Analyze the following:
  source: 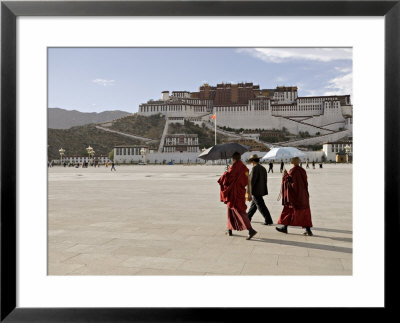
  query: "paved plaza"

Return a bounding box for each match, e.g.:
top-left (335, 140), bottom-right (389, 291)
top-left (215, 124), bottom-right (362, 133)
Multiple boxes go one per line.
top-left (48, 163), bottom-right (352, 275)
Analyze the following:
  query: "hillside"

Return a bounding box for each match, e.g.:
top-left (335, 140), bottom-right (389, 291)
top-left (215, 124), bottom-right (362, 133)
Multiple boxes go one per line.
top-left (106, 114), bottom-right (166, 139)
top-left (48, 108), bottom-right (132, 129)
top-left (48, 113), bottom-right (267, 161)
top-left (48, 124), bottom-right (145, 160)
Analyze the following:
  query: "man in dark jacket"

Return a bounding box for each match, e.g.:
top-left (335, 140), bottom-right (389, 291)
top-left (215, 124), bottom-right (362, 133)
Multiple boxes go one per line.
top-left (247, 154), bottom-right (273, 225)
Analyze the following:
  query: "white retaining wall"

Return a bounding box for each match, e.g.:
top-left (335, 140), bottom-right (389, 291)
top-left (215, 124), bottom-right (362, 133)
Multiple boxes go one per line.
top-left (304, 151), bottom-right (325, 162)
top-left (301, 106), bottom-right (346, 128)
top-left (115, 152), bottom-right (203, 164)
top-left (115, 150), bottom-right (270, 164)
top-left (114, 149), bottom-right (328, 164)
top-left (213, 105), bottom-right (347, 135)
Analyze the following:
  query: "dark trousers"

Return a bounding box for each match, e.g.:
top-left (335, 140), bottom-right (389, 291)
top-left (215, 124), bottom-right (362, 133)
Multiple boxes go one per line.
top-left (268, 167), bottom-right (273, 173)
top-left (247, 195), bottom-right (273, 224)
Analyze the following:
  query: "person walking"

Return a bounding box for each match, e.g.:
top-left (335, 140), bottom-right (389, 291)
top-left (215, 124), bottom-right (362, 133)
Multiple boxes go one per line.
top-left (268, 161), bottom-right (274, 173)
top-left (280, 160), bottom-right (284, 173)
top-left (276, 157), bottom-right (313, 236)
top-left (218, 152), bottom-right (257, 240)
top-left (312, 161), bottom-right (315, 169)
top-left (306, 160), bottom-right (310, 169)
top-left (247, 154), bottom-right (273, 225)
top-left (111, 161), bottom-right (116, 171)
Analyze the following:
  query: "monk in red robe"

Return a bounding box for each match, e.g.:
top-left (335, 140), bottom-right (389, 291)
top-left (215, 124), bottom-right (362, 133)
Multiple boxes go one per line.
top-left (276, 157), bottom-right (313, 236)
top-left (218, 152), bottom-right (257, 240)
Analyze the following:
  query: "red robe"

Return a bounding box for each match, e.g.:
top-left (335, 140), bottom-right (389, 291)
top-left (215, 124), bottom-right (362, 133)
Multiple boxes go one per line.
top-left (278, 165), bottom-right (313, 228)
top-left (218, 160), bottom-right (252, 231)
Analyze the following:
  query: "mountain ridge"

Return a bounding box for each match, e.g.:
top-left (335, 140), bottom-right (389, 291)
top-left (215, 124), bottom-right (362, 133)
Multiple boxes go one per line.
top-left (48, 107), bottom-right (132, 129)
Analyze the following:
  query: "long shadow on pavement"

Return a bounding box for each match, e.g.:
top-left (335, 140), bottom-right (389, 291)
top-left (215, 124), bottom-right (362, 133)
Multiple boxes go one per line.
top-left (251, 223), bottom-right (352, 243)
top-left (252, 237), bottom-right (352, 254)
top-left (324, 236), bottom-right (352, 243)
top-left (252, 223), bottom-right (352, 236)
top-left (295, 233), bottom-right (352, 244)
top-left (312, 227), bottom-right (352, 235)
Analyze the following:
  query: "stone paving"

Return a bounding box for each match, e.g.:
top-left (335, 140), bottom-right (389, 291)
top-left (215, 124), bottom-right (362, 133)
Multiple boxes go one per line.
top-left (48, 163), bottom-right (352, 275)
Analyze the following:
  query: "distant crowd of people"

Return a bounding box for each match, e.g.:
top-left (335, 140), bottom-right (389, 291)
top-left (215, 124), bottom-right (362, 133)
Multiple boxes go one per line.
top-left (48, 160), bottom-right (117, 170)
top-left (265, 159), bottom-right (323, 174)
top-left (218, 154), bottom-right (313, 240)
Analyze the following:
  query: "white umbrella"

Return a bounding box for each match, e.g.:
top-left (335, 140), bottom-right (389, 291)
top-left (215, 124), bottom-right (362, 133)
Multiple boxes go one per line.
top-left (261, 147), bottom-right (306, 162)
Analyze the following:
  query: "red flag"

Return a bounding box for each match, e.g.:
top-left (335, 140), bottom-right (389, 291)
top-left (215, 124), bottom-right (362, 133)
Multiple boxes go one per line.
top-left (211, 114), bottom-right (216, 120)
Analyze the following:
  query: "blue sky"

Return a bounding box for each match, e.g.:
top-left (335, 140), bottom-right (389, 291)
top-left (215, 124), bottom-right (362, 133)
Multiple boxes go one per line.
top-left (48, 47), bottom-right (352, 113)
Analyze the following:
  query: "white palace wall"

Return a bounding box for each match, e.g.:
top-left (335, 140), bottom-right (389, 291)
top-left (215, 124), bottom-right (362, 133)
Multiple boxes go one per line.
top-left (114, 152), bottom-right (204, 164)
top-left (114, 150), bottom-right (326, 164)
top-left (302, 105), bottom-right (346, 128)
top-left (138, 103), bottom-right (350, 136)
top-left (216, 111), bottom-right (333, 135)
top-left (115, 150), bottom-right (273, 164)
top-left (213, 104), bottom-right (347, 135)
top-left (139, 107), bottom-right (208, 119)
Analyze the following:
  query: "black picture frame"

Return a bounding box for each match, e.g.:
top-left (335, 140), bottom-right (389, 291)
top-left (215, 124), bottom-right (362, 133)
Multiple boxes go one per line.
top-left (1, 0), bottom-right (398, 321)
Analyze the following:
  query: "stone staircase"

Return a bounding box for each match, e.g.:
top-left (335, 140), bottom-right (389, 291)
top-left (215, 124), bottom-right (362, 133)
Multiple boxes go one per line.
top-left (158, 119), bottom-right (170, 153)
top-left (275, 129), bottom-right (351, 147)
top-left (280, 116), bottom-right (335, 134)
top-left (95, 126), bottom-right (156, 143)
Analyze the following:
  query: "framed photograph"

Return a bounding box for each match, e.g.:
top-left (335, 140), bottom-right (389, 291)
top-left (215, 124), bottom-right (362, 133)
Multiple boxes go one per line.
top-left (1, 0), bottom-right (398, 321)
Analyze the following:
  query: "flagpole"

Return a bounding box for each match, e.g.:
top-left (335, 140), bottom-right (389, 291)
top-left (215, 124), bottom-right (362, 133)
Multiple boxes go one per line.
top-left (214, 113), bottom-right (217, 146)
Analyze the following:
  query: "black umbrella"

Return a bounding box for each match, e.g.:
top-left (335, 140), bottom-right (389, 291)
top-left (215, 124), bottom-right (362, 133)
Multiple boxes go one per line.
top-left (197, 143), bottom-right (249, 161)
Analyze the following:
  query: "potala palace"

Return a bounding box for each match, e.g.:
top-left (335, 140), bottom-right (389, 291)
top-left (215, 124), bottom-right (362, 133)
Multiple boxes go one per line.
top-left (111, 82), bottom-right (353, 164)
top-left (138, 82), bottom-right (353, 138)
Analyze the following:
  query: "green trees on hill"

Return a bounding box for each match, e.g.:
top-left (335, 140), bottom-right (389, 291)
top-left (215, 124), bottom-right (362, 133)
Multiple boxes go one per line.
top-left (108, 114), bottom-right (166, 139)
top-left (298, 144), bottom-right (323, 151)
top-left (297, 131), bottom-right (311, 138)
top-left (48, 125), bottom-right (142, 160)
top-left (220, 126), bottom-right (241, 134)
top-left (259, 136), bottom-right (280, 143)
